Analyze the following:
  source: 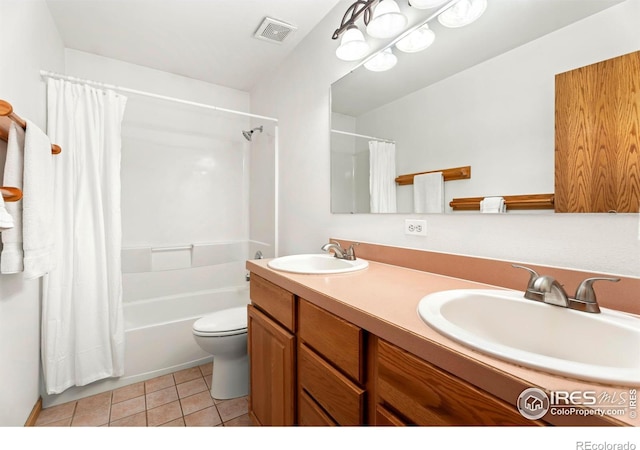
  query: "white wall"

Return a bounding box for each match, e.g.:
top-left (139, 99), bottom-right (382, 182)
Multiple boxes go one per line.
top-left (250, 0), bottom-right (640, 278)
top-left (0, 0), bottom-right (65, 426)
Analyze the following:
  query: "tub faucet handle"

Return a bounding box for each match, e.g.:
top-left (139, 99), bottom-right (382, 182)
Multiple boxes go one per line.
top-left (512, 264), bottom-right (540, 291)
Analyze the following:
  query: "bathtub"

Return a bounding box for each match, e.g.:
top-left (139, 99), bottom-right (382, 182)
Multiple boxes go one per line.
top-left (123, 285), bottom-right (250, 378)
top-left (43, 285), bottom-right (250, 407)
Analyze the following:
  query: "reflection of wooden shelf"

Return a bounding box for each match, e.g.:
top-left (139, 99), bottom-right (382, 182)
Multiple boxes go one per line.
top-left (450, 193), bottom-right (555, 211)
top-left (395, 165), bottom-right (471, 185)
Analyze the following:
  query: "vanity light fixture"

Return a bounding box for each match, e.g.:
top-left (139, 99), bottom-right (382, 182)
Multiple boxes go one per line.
top-left (408, 0), bottom-right (451, 9)
top-left (366, 0), bottom-right (408, 39)
top-left (438, 0), bottom-right (487, 28)
top-left (395, 23), bottom-right (435, 53)
top-left (336, 25), bottom-right (370, 61)
top-left (332, 0), bottom-right (487, 70)
top-left (364, 48), bottom-right (398, 71)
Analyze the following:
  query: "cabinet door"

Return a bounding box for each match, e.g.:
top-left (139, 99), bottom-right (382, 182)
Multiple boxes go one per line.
top-left (555, 50), bottom-right (640, 213)
top-left (248, 304), bottom-right (295, 426)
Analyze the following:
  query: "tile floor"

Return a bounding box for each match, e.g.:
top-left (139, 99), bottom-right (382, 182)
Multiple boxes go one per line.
top-left (34, 362), bottom-right (253, 427)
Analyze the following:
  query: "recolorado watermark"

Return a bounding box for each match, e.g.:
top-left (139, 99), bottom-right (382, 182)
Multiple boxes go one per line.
top-left (517, 387), bottom-right (637, 420)
top-left (575, 442), bottom-right (636, 450)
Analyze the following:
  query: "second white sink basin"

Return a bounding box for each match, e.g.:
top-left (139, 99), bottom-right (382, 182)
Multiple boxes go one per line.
top-left (267, 254), bottom-right (368, 274)
top-left (417, 289), bottom-right (640, 386)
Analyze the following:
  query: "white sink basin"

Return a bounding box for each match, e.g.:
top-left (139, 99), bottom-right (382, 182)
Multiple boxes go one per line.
top-left (417, 289), bottom-right (640, 386)
top-left (267, 254), bottom-right (369, 274)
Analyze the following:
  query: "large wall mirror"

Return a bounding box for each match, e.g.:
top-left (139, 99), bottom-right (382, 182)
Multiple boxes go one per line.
top-left (330, 0), bottom-right (629, 214)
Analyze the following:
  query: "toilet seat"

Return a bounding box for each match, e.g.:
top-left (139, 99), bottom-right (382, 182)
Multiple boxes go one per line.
top-left (192, 306), bottom-right (247, 337)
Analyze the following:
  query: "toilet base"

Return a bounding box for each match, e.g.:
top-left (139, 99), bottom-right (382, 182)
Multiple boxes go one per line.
top-left (210, 354), bottom-right (249, 400)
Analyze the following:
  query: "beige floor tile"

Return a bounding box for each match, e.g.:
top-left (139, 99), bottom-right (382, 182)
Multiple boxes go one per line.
top-left (37, 417), bottom-right (73, 427)
top-left (183, 406), bottom-right (222, 426)
top-left (176, 377), bottom-right (207, 398)
top-left (109, 411), bottom-right (147, 427)
top-left (71, 407), bottom-right (111, 427)
top-left (198, 362), bottom-right (213, 377)
top-left (216, 396), bottom-right (248, 422)
top-left (223, 414), bottom-right (254, 426)
top-left (180, 391), bottom-right (214, 416)
top-left (110, 395), bottom-right (146, 422)
top-left (160, 417), bottom-right (186, 426)
top-left (147, 400), bottom-right (183, 427)
top-left (145, 374), bottom-right (175, 393)
top-left (35, 401), bottom-right (76, 426)
top-left (112, 382), bottom-right (145, 404)
top-left (75, 391), bottom-right (112, 416)
top-left (146, 385), bottom-right (178, 409)
top-left (173, 366), bottom-right (203, 384)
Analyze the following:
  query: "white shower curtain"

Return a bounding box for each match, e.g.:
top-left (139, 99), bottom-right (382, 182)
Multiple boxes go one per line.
top-left (42, 78), bottom-right (128, 394)
top-left (369, 141), bottom-right (397, 213)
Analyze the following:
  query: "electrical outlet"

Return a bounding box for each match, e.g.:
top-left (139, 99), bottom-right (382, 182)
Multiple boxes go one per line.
top-left (404, 219), bottom-right (427, 236)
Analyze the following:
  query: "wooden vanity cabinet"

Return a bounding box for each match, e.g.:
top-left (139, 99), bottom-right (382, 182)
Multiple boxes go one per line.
top-left (297, 299), bottom-right (366, 425)
top-left (248, 275), bottom-right (296, 426)
top-left (373, 338), bottom-right (537, 426)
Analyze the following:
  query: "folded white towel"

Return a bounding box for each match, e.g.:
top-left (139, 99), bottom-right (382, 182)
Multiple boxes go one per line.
top-left (0, 194), bottom-right (14, 231)
top-left (413, 172), bottom-right (444, 213)
top-left (1, 122), bottom-right (25, 273)
top-left (22, 119), bottom-right (54, 279)
top-left (480, 196), bottom-right (506, 213)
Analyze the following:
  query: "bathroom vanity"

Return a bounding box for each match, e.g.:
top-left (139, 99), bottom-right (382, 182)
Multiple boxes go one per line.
top-left (246, 242), bottom-right (639, 427)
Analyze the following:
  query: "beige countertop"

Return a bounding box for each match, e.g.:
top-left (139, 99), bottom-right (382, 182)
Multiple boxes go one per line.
top-left (247, 257), bottom-right (638, 427)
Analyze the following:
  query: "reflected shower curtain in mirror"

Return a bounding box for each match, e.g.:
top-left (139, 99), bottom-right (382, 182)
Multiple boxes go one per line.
top-left (42, 78), bottom-right (128, 394)
top-left (369, 141), bottom-right (397, 213)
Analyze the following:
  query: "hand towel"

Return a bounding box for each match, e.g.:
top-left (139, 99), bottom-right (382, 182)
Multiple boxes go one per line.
top-left (22, 119), bottom-right (54, 278)
top-left (413, 172), bottom-right (444, 213)
top-left (0, 194), bottom-right (14, 231)
top-left (1, 122), bottom-right (25, 273)
top-left (480, 196), bottom-right (506, 213)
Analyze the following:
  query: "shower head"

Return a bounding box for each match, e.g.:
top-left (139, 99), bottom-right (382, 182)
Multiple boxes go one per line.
top-left (242, 126), bottom-right (263, 141)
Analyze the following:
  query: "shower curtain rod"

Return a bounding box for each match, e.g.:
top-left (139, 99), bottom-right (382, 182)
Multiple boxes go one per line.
top-left (39, 70), bottom-right (279, 123)
top-left (331, 129), bottom-right (395, 144)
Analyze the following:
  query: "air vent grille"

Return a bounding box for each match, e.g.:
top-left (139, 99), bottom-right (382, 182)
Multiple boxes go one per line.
top-left (254, 17), bottom-right (297, 44)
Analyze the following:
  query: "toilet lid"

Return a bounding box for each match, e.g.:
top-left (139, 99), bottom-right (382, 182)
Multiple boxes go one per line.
top-left (193, 306), bottom-right (247, 335)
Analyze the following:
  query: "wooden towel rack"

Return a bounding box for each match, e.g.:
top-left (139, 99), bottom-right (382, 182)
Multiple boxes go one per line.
top-left (0, 99), bottom-right (61, 203)
top-left (0, 186), bottom-right (22, 202)
top-left (0, 99), bottom-right (61, 154)
top-left (395, 165), bottom-right (471, 185)
top-left (449, 193), bottom-right (555, 211)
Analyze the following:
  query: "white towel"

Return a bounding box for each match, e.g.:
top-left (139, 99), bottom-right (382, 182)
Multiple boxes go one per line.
top-left (0, 194), bottom-right (14, 231)
top-left (22, 119), bottom-right (54, 279)
top-left (1, 122), bottom-right (25, 273)
top-left (480, 196), bottom-right (506, 213)
top-left (413, 172), bottom-right (444, 213)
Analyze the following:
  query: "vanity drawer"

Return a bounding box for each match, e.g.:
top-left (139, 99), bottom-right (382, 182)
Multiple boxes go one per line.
top-left (250, 274), bottom-right (295, 332)
top-left (298, 389), bottom-right (337, 426)
top-left (298, 343), bottom-right (365, 425)
top-left (298, 298), bottom-right (364, 383)
top-left (376, 339), bottom-right (535, 426)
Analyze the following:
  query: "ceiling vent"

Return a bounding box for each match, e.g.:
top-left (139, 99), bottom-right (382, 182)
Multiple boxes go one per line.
top-left (254, 17), bottom-right (297, 44)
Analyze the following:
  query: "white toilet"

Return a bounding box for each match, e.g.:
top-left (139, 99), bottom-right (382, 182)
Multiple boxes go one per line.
top-left (192, 306), bottom-right (248, 400)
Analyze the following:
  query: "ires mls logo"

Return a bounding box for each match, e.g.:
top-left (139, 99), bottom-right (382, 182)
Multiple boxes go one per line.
top-left (517, 387), bottom-right (636, 420)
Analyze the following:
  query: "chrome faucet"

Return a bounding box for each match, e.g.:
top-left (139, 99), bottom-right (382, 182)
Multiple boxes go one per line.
top-left (512, 265), bottom-right (619, 313)
top-left (321, 240), bottom-right (359, 261)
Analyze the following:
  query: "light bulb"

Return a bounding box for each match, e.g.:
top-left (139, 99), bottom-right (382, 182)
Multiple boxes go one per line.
top-left (395, 24), bottom-right (435, 53)
top-left (438, 0), bottom-right (487, 28)
top-left (409, 0), bottom-right (450, 9)
top-left (335, 25), bottom-right (370, 61)
top-left (364, 48), bottom-right (398, 72)
top-left (366, 0), bottom-right (408, 39)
